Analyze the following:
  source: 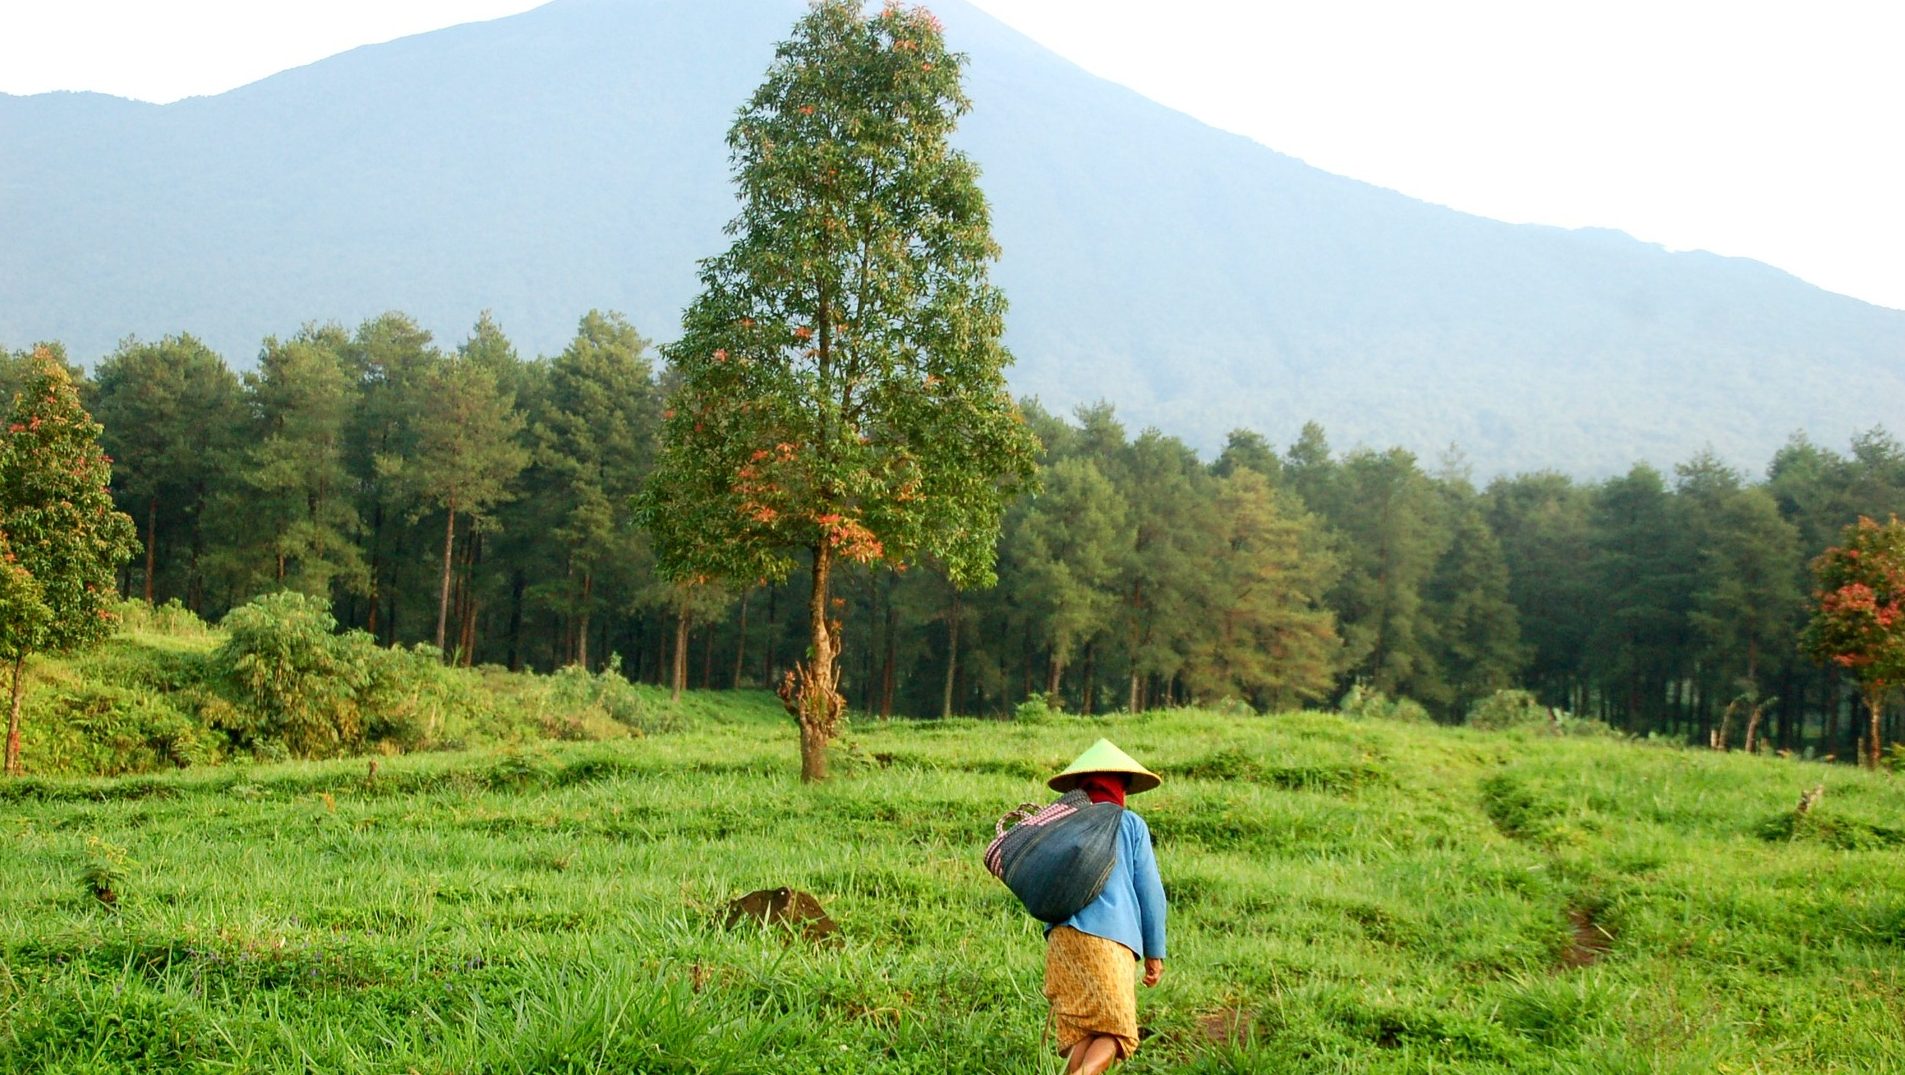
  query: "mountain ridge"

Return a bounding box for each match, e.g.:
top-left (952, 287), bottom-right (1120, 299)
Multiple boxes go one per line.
top-left (2, 0), bottom-right (1899, 476)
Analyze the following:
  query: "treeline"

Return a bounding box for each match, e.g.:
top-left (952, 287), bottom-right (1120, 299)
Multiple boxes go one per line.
top-left (6, 314), bottom-right (1905, 758)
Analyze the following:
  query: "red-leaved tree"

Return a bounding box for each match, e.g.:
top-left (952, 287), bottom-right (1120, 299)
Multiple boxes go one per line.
top-left (1805, 515), bottom-right (1905, 769)
top-left (0, 348), bottom-right (138, 774)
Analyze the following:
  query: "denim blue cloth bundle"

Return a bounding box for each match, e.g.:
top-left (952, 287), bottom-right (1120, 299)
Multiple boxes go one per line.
top-left (984, 788), bottom-right (1124, 923)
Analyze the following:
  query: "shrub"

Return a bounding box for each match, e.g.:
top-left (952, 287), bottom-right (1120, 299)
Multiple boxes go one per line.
top-left (1338, 683), bottom-right (1429, 723)
top-left (114, 598), bottom-right (213, 639)
top-left (543, 656), bottom-right (675, 737)
top-left (28, 681), bottom-right (216, 775)
top-left (213, 592), bottom-right (374, 758)
top-left (1467, 689), bottom-right (1546, 730)
top-left (358, 642), bottom-right (481, 751)
top-left (1012, 694), bottom-right (1061, 722)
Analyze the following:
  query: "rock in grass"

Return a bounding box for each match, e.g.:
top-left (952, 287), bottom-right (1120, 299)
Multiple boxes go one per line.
top-left (722, 887), bottom-right (838, 943)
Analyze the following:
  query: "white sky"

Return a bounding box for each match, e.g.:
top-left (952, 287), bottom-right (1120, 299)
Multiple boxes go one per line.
top-left (3, 1), bottom-right (1901, 311)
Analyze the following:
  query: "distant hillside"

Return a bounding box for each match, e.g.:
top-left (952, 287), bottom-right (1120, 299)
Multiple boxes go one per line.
top-left (3, 0), bottom-right (1901, 474)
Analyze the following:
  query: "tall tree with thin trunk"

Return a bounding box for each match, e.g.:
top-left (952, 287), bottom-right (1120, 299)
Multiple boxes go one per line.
top-left (1183, 468), bottom-right (1343, 710)
top-left (638, 1), bottom-right (1037, 781)
top-left (1421, 478), bottom-right (1524, 719)
top-left (0, 349), bottom-right (137, 774)
top-left (90, 334), bottom-right (244, 606)
top-left (1586, 464), bottom-right (1690, 731)
top-left (347, 312), bottom-right (438, 642)
top-left (377, 348), bottom-right (528, 657)
top-left (1012, 456), bottom-right (1130, 701)
top-left (230, 327), bottom-right (367, 601)
top-left (530, 311), bottom-right (660, 669)
top-left (1805, 515), bottom-right (1905, 769)
top-left (1109, 430), bottom-right (1214, 713)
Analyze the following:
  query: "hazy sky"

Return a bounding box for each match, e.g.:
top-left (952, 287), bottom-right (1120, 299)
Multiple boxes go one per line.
top-left (4, 0), bottom-right (1900, 311)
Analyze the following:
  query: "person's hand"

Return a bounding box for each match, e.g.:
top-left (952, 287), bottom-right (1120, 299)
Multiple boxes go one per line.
top-left (1142, 958), bottom-right (1164, 987)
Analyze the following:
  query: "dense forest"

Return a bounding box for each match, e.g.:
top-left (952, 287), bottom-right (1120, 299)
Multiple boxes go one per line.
top-left (6, 314), bottom-right (1903, 760)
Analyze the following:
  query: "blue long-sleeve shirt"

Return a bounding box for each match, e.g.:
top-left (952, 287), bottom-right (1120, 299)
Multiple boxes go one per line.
top-left (1048, 810), bottom-right (1167, 961)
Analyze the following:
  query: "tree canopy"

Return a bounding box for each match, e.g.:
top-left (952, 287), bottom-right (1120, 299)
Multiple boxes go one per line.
top-left (1806, 515), bottom-right (1905, 768)
top-left (0, 348), bottom-right (137, 773)
top-left (637, 0), bottom-right (1038, 780)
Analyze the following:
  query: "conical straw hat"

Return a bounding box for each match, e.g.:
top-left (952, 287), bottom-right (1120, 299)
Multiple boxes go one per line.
top-left (1048, 738), bottom-right (1162, 795)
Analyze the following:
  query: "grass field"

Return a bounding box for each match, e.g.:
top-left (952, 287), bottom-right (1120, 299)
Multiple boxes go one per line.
top-left (5, 700), bottom-right (1905, 1073)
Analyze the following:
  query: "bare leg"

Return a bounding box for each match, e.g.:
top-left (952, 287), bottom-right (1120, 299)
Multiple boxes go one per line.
top-left (1062, 1035), bottom-right (1121, 1075)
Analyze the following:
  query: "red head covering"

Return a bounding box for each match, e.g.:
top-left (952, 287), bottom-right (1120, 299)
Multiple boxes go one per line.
top-left (1079, 773), bottom-right (1128, 807)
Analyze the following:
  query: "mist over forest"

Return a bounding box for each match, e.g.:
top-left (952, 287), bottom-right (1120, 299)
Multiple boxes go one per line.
top-left (3, 0), bottom-right (1901, 476)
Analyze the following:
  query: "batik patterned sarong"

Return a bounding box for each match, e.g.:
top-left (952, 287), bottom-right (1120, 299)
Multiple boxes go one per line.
top-left (1043, 925), bottom-right (1139, 1059)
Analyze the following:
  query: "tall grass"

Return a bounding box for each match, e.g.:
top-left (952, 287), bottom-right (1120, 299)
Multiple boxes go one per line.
top-left (3, 704), bottom-right (1903, 1071)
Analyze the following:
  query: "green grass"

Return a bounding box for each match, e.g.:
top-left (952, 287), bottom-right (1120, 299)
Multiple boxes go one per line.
top-left (4, 702), bottom-right (1905, 1072)
top-left (9, 600), bottom-right (740, 777)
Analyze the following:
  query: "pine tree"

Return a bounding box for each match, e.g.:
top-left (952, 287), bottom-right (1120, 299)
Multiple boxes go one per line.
top-left (347, 312), bottom-right (439, 642)
top-left (1586, 464), bottom-right (1691, 731)
top-left (1423, 482), bottom-right (1523, 719)
top-left (233, 327), bottom-right (368, 602)
top-left (91, 333), bottom-right (245, 608)
top-left (1486, 471), bottom-right (1593, 711)
top-left (637, 1), bottom-right (1038, 780)
top-left (1012, 456), bottom-right (1130, 701)
top-left (1111, 431), bottom-right (1216, 712)
top-left (531, 311), bottom-right (660, 668)
top-left (1323, 448), bottom-right (1452, 702)
top-left (0, 348), bottom-right (137, 774)
top-left (377, 350), bottom-right (529, 657)
top-left (1184, 468), bottom-right (1341, 709)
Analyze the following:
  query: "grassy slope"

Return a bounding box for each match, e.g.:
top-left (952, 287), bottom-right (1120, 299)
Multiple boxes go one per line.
top-left (8, 604), bottom-right (715, 777)
top-left (3, 704), bottom-right (1904, 1073)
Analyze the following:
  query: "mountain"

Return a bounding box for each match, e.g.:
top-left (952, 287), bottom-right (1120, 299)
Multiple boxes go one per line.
top-left (3, 0), bottom-right (1900, 475)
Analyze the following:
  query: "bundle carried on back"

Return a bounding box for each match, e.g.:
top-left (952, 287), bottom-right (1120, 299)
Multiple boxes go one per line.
top-left (983, 788), bottom-right (1123, 923)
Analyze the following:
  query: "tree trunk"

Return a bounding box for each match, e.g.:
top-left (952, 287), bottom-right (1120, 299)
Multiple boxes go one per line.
top-left (1046, 654), bottom-right (1064, 701)
top-left (187, 479), bottom-right (208, 613)
top-left (732, 589), bottom-right (750, 689)
top-left (672, 604), bottom-right (691, 703)
top-left (144, 495), bottom-right (158, 604)
top-left (1744, 699), bottom-right (1769, 755)
top-left (1082, 643), bottom-right (1097, 716)
top-left (1824, 668), bottom-right (1842, 760)
top-left (455, 528), bottom-right (481, 666)
top-left (941, 593), bottom-right (960, 719)
top-left (507, 569), bottom-right (526, 672)
top-left (701, 617), bottom-right (716, 690)
top-left (1128, 670), bottom-right (1142, 715)
top-left (762, 586), bottom-right (777, 686)
top-left (879, 584), bottom-right (897, 720)
top-left (5, 655), bottom-right (25, 776)
top-left (778, 544), bottom-right (843, 783)
top-left (434, 498), bottom-right (458, 654)
top-left (576, 571), bottom-right (594, 670)
top-left (366, 502), bottom-right (384, 640)
top-left (1867, 685), bottom-right (1885, 770)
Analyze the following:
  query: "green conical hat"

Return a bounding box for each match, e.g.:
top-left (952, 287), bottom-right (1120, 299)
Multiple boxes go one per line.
top-left (1048, 738), bottom-right (1162, 795)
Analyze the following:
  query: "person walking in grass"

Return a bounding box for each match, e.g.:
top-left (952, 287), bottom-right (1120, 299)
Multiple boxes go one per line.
top-left (1041, 740), bottom-right (1168, 1075)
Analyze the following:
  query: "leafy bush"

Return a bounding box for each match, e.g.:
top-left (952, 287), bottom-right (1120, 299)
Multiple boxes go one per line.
top-left (28, 681), bottom-right (215, 775)
top-left (1012, 694), bottom-right (1061, 722)
top-left (544, 655), bottom-right (675, 736)
top-left (213, 592), bottom-right (379, 758)
top-left (1467, 689), bottom-right (1545, 729)
top-left (31, 596), bottom-right (717, 775)
top-left (357, 642), bottom-right (482, 751)
top-left (114, 598), bottom-right (213, 639)
top-left (1338, 683), bottom-right (1429, 723)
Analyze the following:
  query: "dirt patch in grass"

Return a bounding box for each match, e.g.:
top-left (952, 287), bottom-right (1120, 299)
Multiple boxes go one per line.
top-left (1197, 1005), bottom-right (1257, 1044)
top-left (1559, 906), bottom-right (1612, 968)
